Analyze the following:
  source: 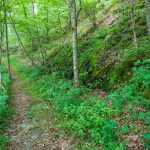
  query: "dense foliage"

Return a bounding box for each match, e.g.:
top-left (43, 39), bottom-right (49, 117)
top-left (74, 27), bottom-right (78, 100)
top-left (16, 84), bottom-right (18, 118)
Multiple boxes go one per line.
top-left (0, 0), bottom-right (150, 149)
top-left (10, 57), bottom-right (150, 149)
top-left (0, 66), bottom-right (11, 149)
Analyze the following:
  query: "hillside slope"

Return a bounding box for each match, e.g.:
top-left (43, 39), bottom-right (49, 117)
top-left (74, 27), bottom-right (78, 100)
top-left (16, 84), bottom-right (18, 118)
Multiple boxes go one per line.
top-left (45, 0), bottom-right (149, 90)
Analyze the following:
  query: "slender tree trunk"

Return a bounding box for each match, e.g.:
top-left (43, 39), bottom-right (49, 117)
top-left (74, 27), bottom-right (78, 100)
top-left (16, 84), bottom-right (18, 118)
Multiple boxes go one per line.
top-left (31, 1), bottom-right (36, 52)
top-left (42, 0), bottom-right (50, 71)
top-left (3, 0), bottom-right (11, 77)
top-left (32, 1), bottom-right (48, 70)
top-left (0, 28), bottom-right (3, 66)
top-left (0, 27), bottom-right (3, 85)
top-left (145, 0), bottom-right (150, 40)
top-left (8, 14), bottom-right (35, 65)
top-left (130, 0), bottom-right (138, 49)
top-left (22, 2), bottom-right (36, 64)
top-left (46, 0), bottom-right (49, 42)
top-left (22, 3), bottom-right (33, 39)
top-left (68, 0), bottom-right (80, 87)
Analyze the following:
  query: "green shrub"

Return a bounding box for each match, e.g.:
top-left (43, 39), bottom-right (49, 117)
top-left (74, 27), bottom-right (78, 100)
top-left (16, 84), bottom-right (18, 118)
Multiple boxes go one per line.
top-left (0, 136), bottom-right (9, 150)
top-left (0, 65), bottom-right (11, 149)
top-left (109, 59), bottom-right (150, 148)
top-left (109, 59), bottom-right (150, 109)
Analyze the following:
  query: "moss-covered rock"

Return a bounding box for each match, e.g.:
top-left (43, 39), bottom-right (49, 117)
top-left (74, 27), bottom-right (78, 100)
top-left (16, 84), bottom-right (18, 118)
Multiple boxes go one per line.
top-left (142, 87), bottom-right (150, 99)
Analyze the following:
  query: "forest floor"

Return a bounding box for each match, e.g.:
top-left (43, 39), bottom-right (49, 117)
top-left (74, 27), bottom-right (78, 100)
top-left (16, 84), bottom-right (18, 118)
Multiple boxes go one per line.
top-left (6, 71), bottom-right (71, 150)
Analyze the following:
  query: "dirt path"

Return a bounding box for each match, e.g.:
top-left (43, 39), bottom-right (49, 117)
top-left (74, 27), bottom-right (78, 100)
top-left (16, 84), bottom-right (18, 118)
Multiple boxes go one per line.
top-left (7, 73), bottom-right (71, 150)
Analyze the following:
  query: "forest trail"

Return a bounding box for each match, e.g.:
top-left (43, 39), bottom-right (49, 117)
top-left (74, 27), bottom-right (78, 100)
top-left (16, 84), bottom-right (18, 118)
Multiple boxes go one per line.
top-left (7, 72), bottom-right (71, 150)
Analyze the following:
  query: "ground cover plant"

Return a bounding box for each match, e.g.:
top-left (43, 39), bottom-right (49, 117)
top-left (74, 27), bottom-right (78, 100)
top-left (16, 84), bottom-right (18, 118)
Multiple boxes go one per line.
top-left (0, 65), bottom-right (11, 149)
top-left (9, 57), bottom-right (150, 149)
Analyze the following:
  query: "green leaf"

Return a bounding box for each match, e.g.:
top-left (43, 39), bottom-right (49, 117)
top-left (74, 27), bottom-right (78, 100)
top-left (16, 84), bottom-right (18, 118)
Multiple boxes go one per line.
top-left (138, 112), bottom-right (146, 119)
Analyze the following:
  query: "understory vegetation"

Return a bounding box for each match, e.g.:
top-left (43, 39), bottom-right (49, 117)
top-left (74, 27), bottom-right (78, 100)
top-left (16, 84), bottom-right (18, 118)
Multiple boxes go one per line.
top-left (10, 57), bottom-right (150, 149)
top-left (0, 0), bottom-right (150, 149)
top-left (0, 66), bottom-right (11, 148)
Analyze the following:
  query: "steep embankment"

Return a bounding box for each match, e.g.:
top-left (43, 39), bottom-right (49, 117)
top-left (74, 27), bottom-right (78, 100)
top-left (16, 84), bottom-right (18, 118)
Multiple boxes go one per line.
top-left (46, 1), bottom-right (149, 90)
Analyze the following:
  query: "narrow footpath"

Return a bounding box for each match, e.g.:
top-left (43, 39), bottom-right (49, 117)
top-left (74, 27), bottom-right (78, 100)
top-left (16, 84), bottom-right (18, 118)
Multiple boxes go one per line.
top-left (7, 72), bottom-right (70, 150)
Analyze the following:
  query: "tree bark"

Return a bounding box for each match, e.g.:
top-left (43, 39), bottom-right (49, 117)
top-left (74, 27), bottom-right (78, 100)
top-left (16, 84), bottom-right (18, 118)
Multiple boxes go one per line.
top-left (0, 27), bottom-right (3, 66)
top-left (3, 0), bottom-right (11, 77)
top-left (68, 0), bottom-right (80, 87)
top-left (130, 0), bottom-right (138, 49)
top-left (145, 0), bottom-right (150, 40)
top-left (0, 26), bottom-right (3, 85)
top-left (45, 0), bottom-right (50, 42)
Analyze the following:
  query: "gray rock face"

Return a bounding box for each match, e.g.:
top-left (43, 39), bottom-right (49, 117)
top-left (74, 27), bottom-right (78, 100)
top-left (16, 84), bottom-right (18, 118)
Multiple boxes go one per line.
top-left (31, 128), bottom-right (44, 140)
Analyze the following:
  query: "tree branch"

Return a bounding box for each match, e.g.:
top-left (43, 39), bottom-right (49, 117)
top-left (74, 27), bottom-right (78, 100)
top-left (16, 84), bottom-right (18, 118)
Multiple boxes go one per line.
top-left (58, 9), bottom-right (68, 33)
top-left (77, 0), bottom-right (82, 22)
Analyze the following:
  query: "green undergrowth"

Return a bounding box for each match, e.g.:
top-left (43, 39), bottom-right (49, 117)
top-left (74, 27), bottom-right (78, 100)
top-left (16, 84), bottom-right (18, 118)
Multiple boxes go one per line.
top-left (9, 57), bottom-right (150, 149)
top-left (0, 65), bottom-right (11, 149)
top-left (109, 59), bottom-right (150, 149)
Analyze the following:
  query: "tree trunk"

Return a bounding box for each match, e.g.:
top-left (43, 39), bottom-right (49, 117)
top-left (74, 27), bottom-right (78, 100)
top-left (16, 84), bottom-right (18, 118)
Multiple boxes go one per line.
top-left (22, 2), bottom-right (36, 64)
top-left (0, 27), bottom-right (3, 66)
top-left (9, 14), bottom-right (35, 65)
top-left (145, 0), bottom-right (150, 40)
top-left (0, 26), bottom-right (3, 85)
top-left (3, 0), bottom-right (11, 77)
top-left (130, 0), bottom-right (138, 49)
top-left (68, 0), bottom-right (80, 87)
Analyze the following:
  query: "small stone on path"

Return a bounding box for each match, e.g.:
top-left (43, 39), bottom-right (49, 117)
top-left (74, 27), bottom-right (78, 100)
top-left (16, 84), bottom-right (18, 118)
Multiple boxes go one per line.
top-left (31, 128), bottom-right (44, 140)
